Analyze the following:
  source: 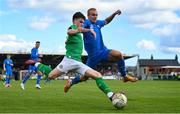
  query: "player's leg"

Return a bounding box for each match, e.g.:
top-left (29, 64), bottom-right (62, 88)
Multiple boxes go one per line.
top-left (30, 65), bottom-right (42, 89)
top-left (1, 72), bottom-right (5, 85)
top-left (35, 70), bottom-right (43, 89)
top-left (21, 72), bottom-right (30, 84)
top-left (8, 71), bottom-right (13, 87)
top-left (22, 65), bottom-right (33, 84)
top-left (5, 72), bottom-right (7, 85)
top-left (64, 57), bottom-right (98, 93)
top-left (68, 55), bottom-right (102, 87)
top-left (107, 49), bottom-right (138, 82)
top-left (34, 63), bottom-right (52, 83)
top-left (5, 73), bottom-right (9, 87)
top-left (84, 68), bottom-right (114, 101)
top-left (5, 71), bottom-right (11, 87)
top-left (68, 74), bottom-right (88, 85)
top-left (35, 62), bottom-right (52, 77)
top-left (48, 68), bottom-right (64, 79)
top-left (64, 74), bottom-right (89, 93)
top-left (25, 59), bottom-right (36, 65)
top-left (20, 72), bottom-right (30, 90)
top-left (47, 57), bottom-right (70, 80)
top-left (5, 77), bottom-right (9, 87)
top-left (70, 61), bottom-right (115, 100)
top-left (20, 65), bottom-right (33, 90)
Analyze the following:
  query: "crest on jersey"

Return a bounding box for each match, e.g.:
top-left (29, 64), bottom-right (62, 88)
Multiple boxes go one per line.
top-left (59, 65), bottom-right (63, 69)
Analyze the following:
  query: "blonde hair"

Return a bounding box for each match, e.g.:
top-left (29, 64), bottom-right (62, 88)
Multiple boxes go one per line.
top-left (87, 8), bottom-right (97, 16)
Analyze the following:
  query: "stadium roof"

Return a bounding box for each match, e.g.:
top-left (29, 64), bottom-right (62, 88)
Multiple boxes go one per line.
top-left (161, 66), bottom-right (180, 69)
top-left (138, 59), bottom-right (180, 67)
top-left (0, 52), bottom-right (137, 69)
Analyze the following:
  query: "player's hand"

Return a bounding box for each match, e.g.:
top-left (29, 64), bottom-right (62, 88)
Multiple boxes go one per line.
top-left (90, 29), bottom-right (96, 38)
top-left (78, 27), bottom-right (83, 32)
top-left (114, 10), bottom-right (121, 15)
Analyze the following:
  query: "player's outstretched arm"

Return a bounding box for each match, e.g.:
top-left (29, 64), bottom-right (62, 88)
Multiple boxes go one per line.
top-left (67, 29), bottom-right (79, 35)
top-left (80, 27), bottom-right (96, 38)
top-left (25, 59), bottom-right (36, 65)
top-left (105, 10), bottom-right (121, 25)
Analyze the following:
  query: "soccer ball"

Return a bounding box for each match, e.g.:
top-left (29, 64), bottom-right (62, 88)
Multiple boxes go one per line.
top-left (112, 93), bottom-right (127, 109)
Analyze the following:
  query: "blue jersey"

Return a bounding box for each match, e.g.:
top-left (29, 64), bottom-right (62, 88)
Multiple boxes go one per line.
top-left (28, 47), bottom-right (39, 73)
top-left (83, 19), bottom-right (107, 57)
top-left (3, 58), bottom-right (13, 72)
top-left (31, 47), bottom-right (39, 61)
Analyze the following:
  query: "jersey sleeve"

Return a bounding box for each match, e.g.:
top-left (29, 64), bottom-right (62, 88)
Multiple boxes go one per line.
top-left (96, 20), bottom-right (106, 28)
top-left (68, 25), bottom-right (77, 30)
top-left (83, 19), bottom-right (91, 29)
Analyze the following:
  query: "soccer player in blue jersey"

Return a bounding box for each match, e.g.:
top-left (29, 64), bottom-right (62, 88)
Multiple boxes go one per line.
top-left (20, 41), bottom-right (43, 90)
top-left (3, 55), bottom-right (13, 87)
top-left (47, 12), bottom-right (124, 102)
top-left (64, 8), bottom-right (138, 93)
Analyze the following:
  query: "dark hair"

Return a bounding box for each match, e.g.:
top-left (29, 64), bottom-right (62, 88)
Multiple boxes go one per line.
top-left (36, 41), bottom-right (40, 43)
top-left (72, 12), bottom-right (86, 21)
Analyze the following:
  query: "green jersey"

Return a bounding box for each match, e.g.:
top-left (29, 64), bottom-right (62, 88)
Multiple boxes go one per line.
top-left (65, 24), bottom-right (83, 62)
top-left (35, 63), bottom-right (52, 77)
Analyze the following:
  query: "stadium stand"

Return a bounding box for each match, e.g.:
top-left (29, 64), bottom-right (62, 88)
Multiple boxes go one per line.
top-left (0, 52), bottom-right (137, 80)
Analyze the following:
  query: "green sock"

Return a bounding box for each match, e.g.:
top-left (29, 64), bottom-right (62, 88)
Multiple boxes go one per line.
top-left (95, 77), bottom-right (112, 94)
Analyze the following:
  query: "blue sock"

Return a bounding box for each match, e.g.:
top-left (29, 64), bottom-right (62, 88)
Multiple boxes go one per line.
top-left (117, 59), bottom-right (126, 77)
top-left (71, 74), bottom-right (81, 86)
top-left (36, 75), bottom-right (41, 85)
top-left (5, 77), bottom-right (8, 84)
top-left (22, 75), bottom-right (30, 84)
top-left (8, 78), bottom-right (10, 84)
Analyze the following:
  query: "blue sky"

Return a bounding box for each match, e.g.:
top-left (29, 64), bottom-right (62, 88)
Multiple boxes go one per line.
top-left (0, 0), bottom-right (180, 66)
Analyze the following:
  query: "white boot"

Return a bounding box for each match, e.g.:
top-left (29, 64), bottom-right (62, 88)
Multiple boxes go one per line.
top-left (35, 84), bottom-right (41, 89)
top-left (20, 83), bottom-right (25, 90)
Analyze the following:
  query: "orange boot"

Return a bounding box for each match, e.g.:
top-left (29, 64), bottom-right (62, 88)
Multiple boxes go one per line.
top-left (123, 75), bottom-right (138, 82)
top-left (64, 79), bottom-right (72, 93)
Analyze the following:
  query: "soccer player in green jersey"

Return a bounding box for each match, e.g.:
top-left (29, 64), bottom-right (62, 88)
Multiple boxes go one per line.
top-left (34, 62), bottom-right (52, 79)
top-left (47, 12), bottom-right (119, 101)
top-left (21, 60), bottom-right (52, 90)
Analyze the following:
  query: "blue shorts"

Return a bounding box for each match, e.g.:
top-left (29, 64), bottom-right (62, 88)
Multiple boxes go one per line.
top-left (86, 49), bottom-right (112, 69)
top-left (6, 71), bottom-right (13, 77)
top-left (28, 65), bottom-right (38, 74)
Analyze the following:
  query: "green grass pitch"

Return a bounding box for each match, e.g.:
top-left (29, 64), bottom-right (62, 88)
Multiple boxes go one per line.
top-left (0, 80), bottom-right (180, 113)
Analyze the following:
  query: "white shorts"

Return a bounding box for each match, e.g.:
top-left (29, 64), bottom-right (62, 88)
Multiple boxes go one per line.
top-left (56, 56), bottom-right (92, 75)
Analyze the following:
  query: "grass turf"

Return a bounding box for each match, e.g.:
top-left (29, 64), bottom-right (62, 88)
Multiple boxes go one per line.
top-left (0, 80), bottom-right (180, 113)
